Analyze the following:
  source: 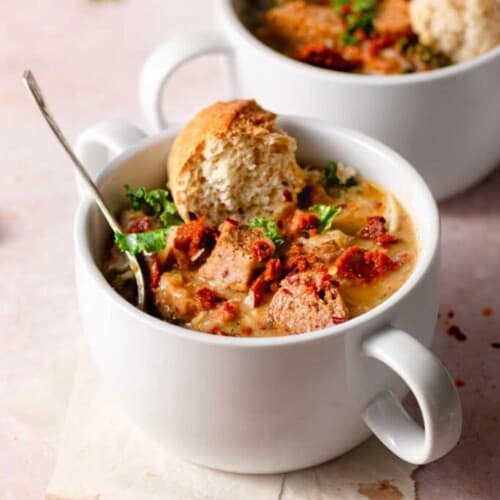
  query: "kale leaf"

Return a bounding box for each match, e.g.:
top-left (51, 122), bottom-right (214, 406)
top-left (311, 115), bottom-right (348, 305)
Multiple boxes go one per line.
top-left (114, 227), bottom-right (175, 255)
top-left (124, 184), bottom-right (183, 227)
top-left (250, 217), bottom-right (284, 246)
top-left (309, 205), bottom-right (342, 233)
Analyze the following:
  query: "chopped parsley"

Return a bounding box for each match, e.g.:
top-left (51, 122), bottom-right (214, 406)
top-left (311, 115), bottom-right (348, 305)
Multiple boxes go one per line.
top-left (309, 205), bottom-right (342, 233)
top-left (331, 0), bottom-right (378, 43)
top-left (114, 227), bottom-right (175, 255)
top-left (250, 217), bottom-right (284, 246)
top-left (325, 161), bottom-right (357, 187)
top-left (124, 184), bottom-right (183, 227)
top-left (341, 33), bottom-right (359, 46)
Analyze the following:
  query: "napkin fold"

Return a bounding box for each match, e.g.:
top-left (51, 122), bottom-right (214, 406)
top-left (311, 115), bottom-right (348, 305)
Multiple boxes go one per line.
top-left (8, 342), bottom-right (416, 499)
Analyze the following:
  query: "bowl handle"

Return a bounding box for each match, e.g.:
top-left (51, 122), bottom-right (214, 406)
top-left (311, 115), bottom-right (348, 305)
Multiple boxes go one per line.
top-left (361, 328), bottom-right (462, 464)
top-left (139, 31), bottom-right (233, 132)
top-left (74, 120), bottom-right (147, 197)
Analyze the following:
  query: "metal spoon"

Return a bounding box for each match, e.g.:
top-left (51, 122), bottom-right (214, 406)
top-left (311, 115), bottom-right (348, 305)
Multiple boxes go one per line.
top-left (22, 70), bottom-right (146, 310)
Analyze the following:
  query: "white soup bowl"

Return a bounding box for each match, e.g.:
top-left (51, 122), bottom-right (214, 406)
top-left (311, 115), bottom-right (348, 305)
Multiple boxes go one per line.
top-left (74, 116), bottom-right (461, 473)
top-left (139, 0), bottom-right (500, 201)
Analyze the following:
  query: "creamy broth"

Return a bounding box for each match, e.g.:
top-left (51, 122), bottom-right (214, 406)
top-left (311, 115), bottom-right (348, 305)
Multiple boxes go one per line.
top-left (103, 162), bottom-right (417, 337)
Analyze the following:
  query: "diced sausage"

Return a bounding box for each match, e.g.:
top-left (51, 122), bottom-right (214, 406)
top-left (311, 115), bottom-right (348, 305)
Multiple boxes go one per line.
top-left (198, 220), bottom-right (275, 292)
top-left (268, 271), bottom-right (348, 333)
top-left (373, 0), bottom-right (412, 36)
top-left (262, 1), bottom-right (344, 53)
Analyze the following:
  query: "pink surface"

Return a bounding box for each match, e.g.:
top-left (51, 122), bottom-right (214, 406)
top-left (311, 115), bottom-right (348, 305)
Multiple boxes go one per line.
top-left (0, 1), bottom-right (498, 498)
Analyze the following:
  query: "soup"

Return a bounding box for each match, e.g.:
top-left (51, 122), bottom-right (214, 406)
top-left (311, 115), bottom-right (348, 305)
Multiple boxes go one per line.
top-left (247, 0), bottom-right (452, 74)
top-left (103, 161), bottom-right (417, 337)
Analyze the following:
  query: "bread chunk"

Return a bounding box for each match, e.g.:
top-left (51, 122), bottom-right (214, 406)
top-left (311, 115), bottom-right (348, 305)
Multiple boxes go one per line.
top-left (198, 220), bottom-right (275, 292)
top-left (410, 0), bottom-right (500, 62)
top-left (268, 271), bottom-right (348, 333)
top-left (167, 100), bottom-right (305, 225)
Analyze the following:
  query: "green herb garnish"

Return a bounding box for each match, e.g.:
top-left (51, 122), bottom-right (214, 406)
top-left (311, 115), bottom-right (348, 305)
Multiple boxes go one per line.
top-left (124, 185), bottom-right (183, 227)
top-left (325, 161), bottom-right (357, 187)
top-left (341, 33), bottom-right (359, 45)
top-left (352, 0), bottom-right (377, 14)
top-left (115, 185), bottom-right (183, 256)
top-left (331, 0), bottom-right (351, 8)
top-left (332, 0), bottom-right (377, 44)
top-left (114, 227), bottom-right (175, 255)
top-left (250, 217), bottom-right (284, 246)
top-left (309, 205), bottom-right (342, 233)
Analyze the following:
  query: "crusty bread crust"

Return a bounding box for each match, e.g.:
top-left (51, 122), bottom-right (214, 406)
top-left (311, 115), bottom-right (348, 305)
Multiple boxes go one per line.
top-left (167, 100), bottom-right (305, 224)
top-left (168, 100), bottom-right (276, 188)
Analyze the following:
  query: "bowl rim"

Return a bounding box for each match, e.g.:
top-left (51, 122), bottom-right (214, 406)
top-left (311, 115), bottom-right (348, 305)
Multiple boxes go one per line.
top-left (218, 0), bottom-right (500, 86)
top-left (74, 117), bottom-right (439, 348)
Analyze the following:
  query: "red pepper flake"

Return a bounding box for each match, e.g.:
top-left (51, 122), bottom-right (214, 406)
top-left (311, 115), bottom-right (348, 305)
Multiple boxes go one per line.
top-left (251, 239), bottom-right (275, 262)
top-left (294, 43), bottom-right (361, 72)
top-left (263, 258), bottom-right (282, 281)
top-left (283, 189), bottom-right (293, 202)
top-left (283, 243), bottom-right (313, 273)
top-left (332, 316), bottom-right (347, 325)
top-left (128, 215), bottom-right (152, 234)
top-left (454, 379), bottom-right (465, 388)
top-left (335, 246), bottom-right (399, 283)
top-left (491, 342), bottom-right (500, 349)
top-left (240, 326), bottom-right (253, 336)
top-left (366, 34), bottom-right (398, 58)
top-left (482, 307), bottom-right (493, 317)
top-left (144, 254), bottom-right (161, 289)
top-left (340, 4), bottom-right (352, 15)
top-left (250, 259), bottom-right (284, 307)
top-left (173, 216), bottom-right (217, 267)
top-left (208, 327), bottom-right (229, 337)
top-left (218, 300), bottom-right (238, 323)
top-left (225, 217), bottom-right (240, 226)
top-left (196, 288), bottom-right (223, 310)
top-left (447, 325), bottom-right (467, 342)
top-left (287, 209), bottom-right (319, 238)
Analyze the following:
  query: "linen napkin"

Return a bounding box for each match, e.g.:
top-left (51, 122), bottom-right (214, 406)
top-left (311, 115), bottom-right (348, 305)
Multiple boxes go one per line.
top-left (8, 343), bottom-right (416, 499)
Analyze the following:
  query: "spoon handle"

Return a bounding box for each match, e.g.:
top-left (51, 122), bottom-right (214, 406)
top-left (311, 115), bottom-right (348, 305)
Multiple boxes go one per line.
top-left (23, 70), bottom-right (122, 233)
top-left (23, 70), bottom-right (146, 309)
